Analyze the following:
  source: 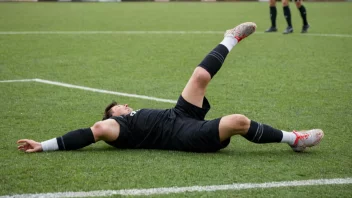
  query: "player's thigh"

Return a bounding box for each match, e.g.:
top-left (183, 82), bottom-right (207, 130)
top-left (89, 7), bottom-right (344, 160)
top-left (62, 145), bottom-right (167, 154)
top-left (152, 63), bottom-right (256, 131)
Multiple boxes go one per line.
top-left (218, 114), bottom-right (251, 141)
top-left (269, 0), bottom-right (276, 6)
top-left (181, 67), bottom-right (211, 108)
top-left (295, 0), bottom-right (302, 7)
top-left (282, 0), bottom-right (289, 6)
top-left (182, 118), bottom-right (230, 152)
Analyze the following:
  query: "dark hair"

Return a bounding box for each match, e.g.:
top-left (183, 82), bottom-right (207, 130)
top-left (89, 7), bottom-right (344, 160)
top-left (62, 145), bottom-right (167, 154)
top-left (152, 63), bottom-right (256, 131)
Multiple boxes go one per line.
top-left (102, 101), bottom-right (118, 120)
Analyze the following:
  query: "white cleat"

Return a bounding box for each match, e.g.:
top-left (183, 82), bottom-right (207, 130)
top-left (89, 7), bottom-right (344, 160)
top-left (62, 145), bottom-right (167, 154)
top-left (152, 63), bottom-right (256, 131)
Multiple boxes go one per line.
top-left (290, 129), bottom-right (324, 152)
top-left (224, 22), bottom-right (257, 42)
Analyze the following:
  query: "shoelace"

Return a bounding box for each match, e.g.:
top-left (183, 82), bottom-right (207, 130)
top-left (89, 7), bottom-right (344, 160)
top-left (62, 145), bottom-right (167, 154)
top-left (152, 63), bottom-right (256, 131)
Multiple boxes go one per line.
top-left (292, 130), bottom-right (310, 146)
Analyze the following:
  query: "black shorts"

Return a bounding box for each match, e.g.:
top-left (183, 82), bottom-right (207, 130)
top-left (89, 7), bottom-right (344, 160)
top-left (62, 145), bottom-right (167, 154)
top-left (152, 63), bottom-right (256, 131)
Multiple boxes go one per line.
top-left (171, 95), bottom-right (230, 152)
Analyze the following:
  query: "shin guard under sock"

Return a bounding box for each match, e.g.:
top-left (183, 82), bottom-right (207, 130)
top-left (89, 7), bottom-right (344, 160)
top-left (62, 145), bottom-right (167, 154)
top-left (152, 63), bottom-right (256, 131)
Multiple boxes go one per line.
top-left (283, 6), bottom-right (292, 27)
top-left (198, 44), bottom-right (229, 78)
top-left (242, 121), bottom-right (283, 143)
top-left (270, 6), bottom-right (277, 27)
top-left (298, 5), bottom-right (308, 25)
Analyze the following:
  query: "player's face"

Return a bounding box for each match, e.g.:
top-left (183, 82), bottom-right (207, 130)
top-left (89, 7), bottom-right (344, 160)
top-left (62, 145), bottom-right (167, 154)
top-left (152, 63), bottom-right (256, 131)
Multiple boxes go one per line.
top-left (110, 104), bottom-right (133, 116)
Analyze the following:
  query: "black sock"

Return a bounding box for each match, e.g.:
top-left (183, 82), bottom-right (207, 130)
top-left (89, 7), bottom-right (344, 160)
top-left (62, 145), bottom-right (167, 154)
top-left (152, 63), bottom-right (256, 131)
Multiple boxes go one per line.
top-left (283, 6), bottom-right (292, 27)
top-left (270, 6), bottom-right (277, 27)
top-left (57, 128), bottom-right (95, 150)
top-left (242, 121), bottom-right (283, 144)
top-left (298, 5), bottom-right (308, 25)
top-left (198, 44), bottom-right (229, 78)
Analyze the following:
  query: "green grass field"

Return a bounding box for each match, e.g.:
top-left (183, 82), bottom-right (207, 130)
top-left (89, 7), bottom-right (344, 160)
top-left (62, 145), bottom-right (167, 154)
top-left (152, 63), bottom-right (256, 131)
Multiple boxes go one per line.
top-left (1, 2), bottom-right (352, 197)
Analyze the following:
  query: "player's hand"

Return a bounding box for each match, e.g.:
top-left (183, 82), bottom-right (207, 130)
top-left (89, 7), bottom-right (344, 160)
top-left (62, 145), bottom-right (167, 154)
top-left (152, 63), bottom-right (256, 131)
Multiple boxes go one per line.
top-left (17, 139), bottom-right (43, 153)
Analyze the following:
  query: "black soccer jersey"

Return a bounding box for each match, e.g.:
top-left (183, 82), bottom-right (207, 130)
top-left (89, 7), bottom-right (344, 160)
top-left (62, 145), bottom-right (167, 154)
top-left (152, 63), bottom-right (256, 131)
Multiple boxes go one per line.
top-left (105, 96), bottom-right (230, 152)
top-left (107, 109), bottom-right (176, 149)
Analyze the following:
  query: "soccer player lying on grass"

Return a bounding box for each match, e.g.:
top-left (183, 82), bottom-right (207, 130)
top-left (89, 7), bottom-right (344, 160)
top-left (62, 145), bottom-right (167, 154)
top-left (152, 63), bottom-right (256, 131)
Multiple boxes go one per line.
top-left (17, 22), bottom-right (324, 153)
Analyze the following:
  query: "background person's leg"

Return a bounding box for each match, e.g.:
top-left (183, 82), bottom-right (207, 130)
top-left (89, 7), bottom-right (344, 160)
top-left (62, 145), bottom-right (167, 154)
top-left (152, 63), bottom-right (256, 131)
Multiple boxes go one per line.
top-left (282, 0), bottom-right (293, 34)
top-left (265, 0), bottom-right (278, 32)
top-left (295, 0), bottom-right (310, 33)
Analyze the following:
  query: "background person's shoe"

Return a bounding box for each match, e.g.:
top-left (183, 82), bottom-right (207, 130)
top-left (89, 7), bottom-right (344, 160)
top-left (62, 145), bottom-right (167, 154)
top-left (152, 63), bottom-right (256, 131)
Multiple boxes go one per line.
top-left (283, 26), bottom-right (293, 34)
top-left (265, 26), bottom-right (278, 32)
top-left (301, 24), bottom-right (310, 33)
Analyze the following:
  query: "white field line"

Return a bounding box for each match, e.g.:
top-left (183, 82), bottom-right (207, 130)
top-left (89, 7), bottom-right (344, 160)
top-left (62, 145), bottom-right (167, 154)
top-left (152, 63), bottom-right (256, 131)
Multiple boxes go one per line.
top-left (300, 33), bottom-right (352, 38)
top-left (0, 31), bottom-right (351, 38)
top-left (0, 31), bottom-right (223, 35)
top-left (0, 78), bottom-right (177, 104)
top-left (0, 79), bottom-right (35, 83)
top-left (1, 178), bottom-right (352, 198)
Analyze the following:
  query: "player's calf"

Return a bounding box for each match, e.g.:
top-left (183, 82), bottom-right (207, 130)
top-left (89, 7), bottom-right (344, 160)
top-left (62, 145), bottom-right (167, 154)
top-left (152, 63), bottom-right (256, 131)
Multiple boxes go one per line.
top-left (199, 22), bottom-right (256, 79)
top-left (243, 120), bottom-right (284, 143)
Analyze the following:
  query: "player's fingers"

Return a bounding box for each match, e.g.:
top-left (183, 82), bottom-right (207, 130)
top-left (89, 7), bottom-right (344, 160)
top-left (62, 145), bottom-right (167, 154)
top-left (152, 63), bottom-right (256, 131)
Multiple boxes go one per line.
top-left (18, 145), bottom-right (28, 149)
top-left (18, 147), bottom-right (26, 151)
top-left (17, 139), bottom-right (30, 144)
top-left (17, 143), bottom-right (27, 147)
top-left (25, 148), bottom-right (37, 153)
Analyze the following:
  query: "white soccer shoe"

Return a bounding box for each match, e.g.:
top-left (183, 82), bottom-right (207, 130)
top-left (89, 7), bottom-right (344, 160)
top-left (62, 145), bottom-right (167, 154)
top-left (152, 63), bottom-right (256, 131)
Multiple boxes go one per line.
top-left (290, 129), bottom-right (324, 152)
top-left (224, 22), bottom-right (257, 42)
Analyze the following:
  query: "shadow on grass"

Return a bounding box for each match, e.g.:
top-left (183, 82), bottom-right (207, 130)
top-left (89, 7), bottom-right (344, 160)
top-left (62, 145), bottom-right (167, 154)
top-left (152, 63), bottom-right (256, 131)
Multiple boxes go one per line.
top-left (48, 144), bottom-right (323, 159)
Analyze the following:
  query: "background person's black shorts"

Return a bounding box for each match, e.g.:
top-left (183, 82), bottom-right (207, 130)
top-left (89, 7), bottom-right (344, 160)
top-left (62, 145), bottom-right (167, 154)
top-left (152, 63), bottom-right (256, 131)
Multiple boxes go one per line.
top-left (170, 95), bottom-right (231, 152)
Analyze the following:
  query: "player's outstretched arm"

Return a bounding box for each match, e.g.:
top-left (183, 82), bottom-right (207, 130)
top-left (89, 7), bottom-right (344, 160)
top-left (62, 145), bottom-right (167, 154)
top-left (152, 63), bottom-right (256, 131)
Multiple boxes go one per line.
top-left (17, 119), bottom-right (120, 153)
top-left (17, 128), bottom-right (96, 153)
top-left (17, 139), bottom-right (43, 153)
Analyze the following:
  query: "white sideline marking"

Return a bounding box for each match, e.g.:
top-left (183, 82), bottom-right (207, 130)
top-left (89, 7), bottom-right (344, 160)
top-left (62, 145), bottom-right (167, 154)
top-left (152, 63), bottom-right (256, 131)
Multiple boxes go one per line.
top-left (0, 78), bottom-right (177, 104)
top-left (1, 178), bottom-right (351, 198)
top-left (301, 33), bottom-right (352, 38)
top-left (0, 31), bottom-right (351, 38)
top-left (0, 79), bottom-right (34, 83)
top-left (0, 31), bottom-right (223, 35)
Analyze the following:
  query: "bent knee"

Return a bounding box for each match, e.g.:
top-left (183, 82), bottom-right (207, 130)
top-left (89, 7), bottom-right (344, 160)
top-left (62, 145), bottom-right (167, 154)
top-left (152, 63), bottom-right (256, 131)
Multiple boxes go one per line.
top-left (191, 67), bottom-right (211, 86)
top-left (220, 114), bottom-right (250, 133)
top-left (228, 114), bottom-right (251, 131)
top-left (219, 114), bottom-right (251, 140)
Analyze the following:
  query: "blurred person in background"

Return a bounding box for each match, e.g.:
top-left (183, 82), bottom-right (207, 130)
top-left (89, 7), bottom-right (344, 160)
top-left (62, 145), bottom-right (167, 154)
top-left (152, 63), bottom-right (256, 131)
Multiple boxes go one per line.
top-left (265, 0), bottom-right (310, 34)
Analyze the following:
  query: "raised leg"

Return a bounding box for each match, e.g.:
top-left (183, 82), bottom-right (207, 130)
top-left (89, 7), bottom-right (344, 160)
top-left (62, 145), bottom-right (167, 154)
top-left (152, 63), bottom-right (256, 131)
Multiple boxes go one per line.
top-left (181, 22), bottom-right (257, 108)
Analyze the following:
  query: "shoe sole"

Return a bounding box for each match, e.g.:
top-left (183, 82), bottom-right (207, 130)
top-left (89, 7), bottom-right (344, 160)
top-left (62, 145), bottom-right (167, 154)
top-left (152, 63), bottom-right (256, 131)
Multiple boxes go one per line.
top-left (225, 22), bottom-right (257, 42)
